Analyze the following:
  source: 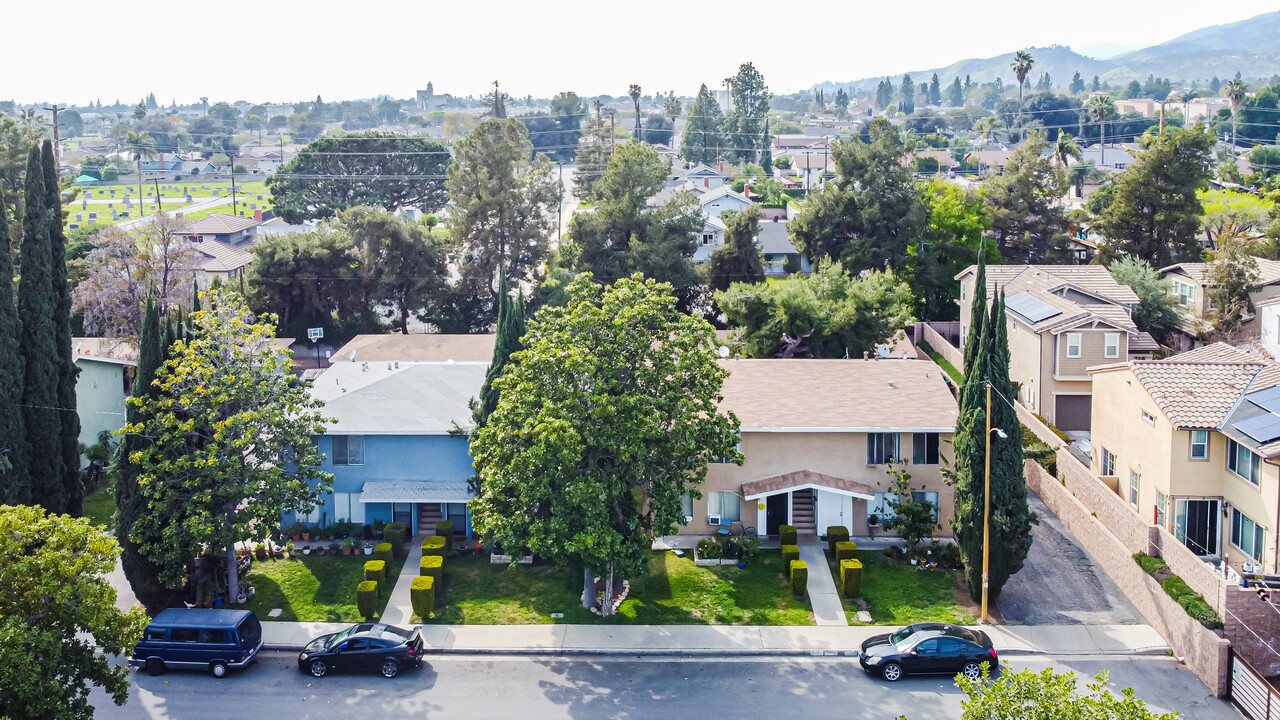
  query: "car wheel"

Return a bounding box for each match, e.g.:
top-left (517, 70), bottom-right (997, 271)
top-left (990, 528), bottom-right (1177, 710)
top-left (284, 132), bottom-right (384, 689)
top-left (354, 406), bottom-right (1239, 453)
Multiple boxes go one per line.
top-left (145, 658), bottom-right (165, 676)
top-left (961, 662), bottom-right (982, 680)
top-left (209, 661), bottom-right (228, 679)
top-left (881, 662), bottom-right (904, 682)
top-left (309, 660), bottom-right (327, 678)
top-left (381, 659), bottom-right (400, 678)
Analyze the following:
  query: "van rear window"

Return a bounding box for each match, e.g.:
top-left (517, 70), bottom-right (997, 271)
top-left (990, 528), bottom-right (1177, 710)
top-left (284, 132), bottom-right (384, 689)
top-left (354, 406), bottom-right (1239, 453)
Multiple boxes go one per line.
top-left (170, 628), bottom-right (199, 642)
top-left (237, 615), bottom-right (261, 641)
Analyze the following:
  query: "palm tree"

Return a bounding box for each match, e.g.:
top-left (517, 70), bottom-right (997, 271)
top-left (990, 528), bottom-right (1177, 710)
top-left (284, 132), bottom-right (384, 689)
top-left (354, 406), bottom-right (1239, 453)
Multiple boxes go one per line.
top-left (1223, 79), bottom-right (1248, 148)
top-left (1054, 132), bottom-right (1083, 168)
top-left (1178, 90), bottom-right (1195, 127)
top-left (1086, 95), bottom-right (1116, 166)
top-left (1011, 50), bottom-right (1035, 139)
top-left (629, 84), bottom-right (642, 142)
top-left (975, 115), bottom-right (1006, 145)
top-left (125, 130), bottom-right (157, 189)
top-left (664, 92), bottom-right (681, 125)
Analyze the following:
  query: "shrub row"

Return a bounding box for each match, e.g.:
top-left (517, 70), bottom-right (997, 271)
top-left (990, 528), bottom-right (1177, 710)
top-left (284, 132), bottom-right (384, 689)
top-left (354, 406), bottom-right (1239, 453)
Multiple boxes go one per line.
top-left (422, 535), bottom-right (447, 556)
top-left (364, 559), bottom-right (386, 591)
top-left (839, 559), bottom-right (863, 598)
top-left (790, 560), bottom-right (807, 596)
top-left (782, 544), bottom-right (799, 569)
top-left (384, 522), bottom-right (407, 559)
top-left (1133, 552), bottom-right (1223, 630)
top-left (834, 541), bottom-right (858, 562)
top-left (356, 580), bottom-right (378, 620)
top-left (420, 554), bottom-right (444, 580)
top-left (826, 526), bottom-right (849, 554)
top-left (779, 525), bottom-right (797, 546)
top-left (435, 521), bottom-right (454, 550)
top-left (410, 576), bottom-right (435, 620)
top-left (374, 542), bottom-right (393, 565)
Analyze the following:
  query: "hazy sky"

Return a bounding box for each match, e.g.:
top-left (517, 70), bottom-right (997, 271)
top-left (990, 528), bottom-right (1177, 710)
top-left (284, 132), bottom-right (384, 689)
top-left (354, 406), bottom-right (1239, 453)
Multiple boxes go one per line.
top-left (6, 1), bottom-right (1273, 105)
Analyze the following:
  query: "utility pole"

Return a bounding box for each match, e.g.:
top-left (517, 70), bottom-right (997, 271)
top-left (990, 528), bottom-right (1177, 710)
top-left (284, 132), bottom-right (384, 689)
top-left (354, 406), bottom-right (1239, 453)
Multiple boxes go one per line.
top-left (981, 382), bottom-right (992, 624)
top-left (230, 153), bottom-right (238, 216)
top-left (154, 178), bottom-right (162, 212)
top-left (43, 104), bottom-right (61, 167)
top-left (557, 162), bottom-right (563, 240)
top-left (609, 112), bottom-right (616, 156)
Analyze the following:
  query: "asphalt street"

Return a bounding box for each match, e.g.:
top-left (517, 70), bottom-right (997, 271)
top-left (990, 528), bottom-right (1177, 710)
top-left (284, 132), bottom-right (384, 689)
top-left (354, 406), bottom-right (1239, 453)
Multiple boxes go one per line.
top-left (91, 652), bottom-right (1239, 720)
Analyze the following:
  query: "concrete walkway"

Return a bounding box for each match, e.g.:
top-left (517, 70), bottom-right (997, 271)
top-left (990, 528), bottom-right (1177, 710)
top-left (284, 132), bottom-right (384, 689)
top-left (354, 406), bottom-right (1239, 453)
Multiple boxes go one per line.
top-left (380, 539), bottom-right (425, 625)
top-left (257, 620), bottom-right (1169, 656)
top-left (798, 540), bottom-right (847, 626)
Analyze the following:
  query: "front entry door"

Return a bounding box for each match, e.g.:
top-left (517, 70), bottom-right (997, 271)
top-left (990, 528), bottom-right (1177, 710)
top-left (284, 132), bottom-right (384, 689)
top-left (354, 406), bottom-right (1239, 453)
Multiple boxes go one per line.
top-left (766, 494), bottom-right (788, 537)
top-left (1175, 498), bottom-right (1220, 556)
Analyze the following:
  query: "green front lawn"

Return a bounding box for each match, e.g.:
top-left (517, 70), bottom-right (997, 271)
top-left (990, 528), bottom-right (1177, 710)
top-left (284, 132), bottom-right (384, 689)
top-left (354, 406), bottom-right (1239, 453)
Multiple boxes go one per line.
top-left (243, 553), bottom-right (407, 623)
top-left (844, 551), bottom-right (975, 625)
top-left (81, 485), bottom-right (116, 528)
top-left (434, 550), bottom-right (813, 625)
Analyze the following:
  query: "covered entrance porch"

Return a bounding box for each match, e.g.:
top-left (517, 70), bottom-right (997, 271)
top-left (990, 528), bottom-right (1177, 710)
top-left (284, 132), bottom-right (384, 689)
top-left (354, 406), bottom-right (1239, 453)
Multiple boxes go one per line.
top-left (741, 470), bottom-right (875, 539)
top-left (358, 481), bottom-right (474, 537)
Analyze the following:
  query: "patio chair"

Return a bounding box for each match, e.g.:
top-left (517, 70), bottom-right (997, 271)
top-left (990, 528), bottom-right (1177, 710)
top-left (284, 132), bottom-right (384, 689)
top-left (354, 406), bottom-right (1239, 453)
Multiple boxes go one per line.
top-left (716, 517), bottom-right (731, 536)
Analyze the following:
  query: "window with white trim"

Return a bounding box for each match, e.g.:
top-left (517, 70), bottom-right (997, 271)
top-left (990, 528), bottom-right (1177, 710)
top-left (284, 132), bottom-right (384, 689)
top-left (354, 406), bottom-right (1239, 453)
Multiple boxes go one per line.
top-left (1104, 332), bottom-right (1120, 359)
top-left (1101, 447), bottom-right (1116, 476)
top-left (960, 283), bottom-right (967, 302)
top-left (912, 491), bottom-right (940, 523)
top-left (959, 325), bottom-right (966, 348)
top-left (1190, 430), bottom-right (1209, 460)
top-left (1066, 333), bottom-right (1082, 358)
top-left (1141, 409), bottom-right (1155, 424)
top-left (1231, 508), bottom-right (1265, 562)
top-left (869, 492), bottom-right (896, 520)
top-left (680, 492), bottom-right (694, 520)
top-left (331, 491), bottom-right (366, 524)
top-left (867, 433), bottom-right (900, 465)
top-left (1228, 439), bottom-right (1261, 486)
top-left (1129, 470), bottom-right (1139, 508)
top-left (706, 491), bottom-right (740, 523)
top-left (1172, 279), bottom-right (1194, 307)
top-left (331, 435), bottom-right (365, 466)
top-left (1155, 489), bottom-right (1167, 527)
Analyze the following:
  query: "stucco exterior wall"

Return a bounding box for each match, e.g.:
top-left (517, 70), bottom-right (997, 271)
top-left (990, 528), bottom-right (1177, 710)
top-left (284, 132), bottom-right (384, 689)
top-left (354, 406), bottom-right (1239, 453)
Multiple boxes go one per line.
top-left (74, 359), bottom-right (129, 464)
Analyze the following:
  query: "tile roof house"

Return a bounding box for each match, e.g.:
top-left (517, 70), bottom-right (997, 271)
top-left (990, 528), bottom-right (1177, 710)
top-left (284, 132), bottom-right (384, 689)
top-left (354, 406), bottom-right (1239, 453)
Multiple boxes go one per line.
top-left (1089, 343), bottom-right (1280, 572)
top-left (956, 264), bottom-right (1153, 432)
top-left (182, 214), bottom-right (261, 284)
top-left (1160, 258), bottom-right (1280, 339)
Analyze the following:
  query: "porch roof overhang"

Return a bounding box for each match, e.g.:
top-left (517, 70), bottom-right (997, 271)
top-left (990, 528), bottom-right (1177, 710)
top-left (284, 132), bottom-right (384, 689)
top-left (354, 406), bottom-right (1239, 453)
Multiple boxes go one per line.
top-left (741, 470), bottom-right (875, 501)
top-left (358, 481), bottom-right (473, 504)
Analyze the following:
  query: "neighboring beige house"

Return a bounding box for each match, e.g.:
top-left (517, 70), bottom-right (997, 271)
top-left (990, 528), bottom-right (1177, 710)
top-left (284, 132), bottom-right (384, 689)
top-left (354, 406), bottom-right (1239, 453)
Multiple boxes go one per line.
top-left (183, 214), bottom-right (261, 285)
top-left (956, 265), bottom-right (1156, 432)
top-left (692, 359), bottom-right (958, 539)
top-left (72, 338), bottom-right (137, 465)
top-left (1089, 343), bottom-right (1280, 572)
top-left (1160, 259), bottom-right (1280, 340)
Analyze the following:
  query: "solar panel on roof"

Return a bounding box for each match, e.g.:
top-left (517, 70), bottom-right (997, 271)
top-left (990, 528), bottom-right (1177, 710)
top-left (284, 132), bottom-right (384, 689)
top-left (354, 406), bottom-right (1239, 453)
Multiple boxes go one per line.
top-left (1005, 292), bottom-right (1061, 323)
top-left (1247, 386), bottom-right (1280, 414)
top-left (1235, 414), bottom-right (1280, 444)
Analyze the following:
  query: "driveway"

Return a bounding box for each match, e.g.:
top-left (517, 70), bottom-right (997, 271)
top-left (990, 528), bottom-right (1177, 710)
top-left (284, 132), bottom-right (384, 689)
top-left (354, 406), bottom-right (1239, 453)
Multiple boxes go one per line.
top-left (997, 491), bottom-right (1140, 625)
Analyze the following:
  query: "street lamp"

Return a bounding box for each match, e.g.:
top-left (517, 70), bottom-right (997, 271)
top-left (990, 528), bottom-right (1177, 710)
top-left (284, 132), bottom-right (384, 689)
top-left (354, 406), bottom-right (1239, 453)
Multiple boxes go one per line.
top-left (981, 380), bottom-right (1007, 624)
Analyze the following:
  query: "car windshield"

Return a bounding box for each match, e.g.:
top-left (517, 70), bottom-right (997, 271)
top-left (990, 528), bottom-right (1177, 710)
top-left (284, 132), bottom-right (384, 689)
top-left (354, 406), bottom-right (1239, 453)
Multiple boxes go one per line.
top-left (326, 626), bottom-right (355, 649)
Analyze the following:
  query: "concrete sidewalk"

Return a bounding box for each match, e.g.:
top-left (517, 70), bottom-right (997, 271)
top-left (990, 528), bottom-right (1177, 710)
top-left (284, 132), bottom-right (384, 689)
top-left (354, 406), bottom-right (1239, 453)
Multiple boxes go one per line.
top-left (259, 621), bottom-right (1169, 657)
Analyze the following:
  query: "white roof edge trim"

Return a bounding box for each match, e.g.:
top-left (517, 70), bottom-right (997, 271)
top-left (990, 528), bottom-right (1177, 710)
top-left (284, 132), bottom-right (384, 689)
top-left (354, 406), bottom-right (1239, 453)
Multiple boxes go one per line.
top-left (744, 482), bottom-right (875, 501)
top-left (740, 427), bottom-right (956, 433)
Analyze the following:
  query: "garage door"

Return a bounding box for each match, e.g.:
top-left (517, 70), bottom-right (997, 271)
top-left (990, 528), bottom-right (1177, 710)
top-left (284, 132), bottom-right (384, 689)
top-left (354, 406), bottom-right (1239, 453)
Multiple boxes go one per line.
top-left (1055, 395), bottom-right (1092, 431)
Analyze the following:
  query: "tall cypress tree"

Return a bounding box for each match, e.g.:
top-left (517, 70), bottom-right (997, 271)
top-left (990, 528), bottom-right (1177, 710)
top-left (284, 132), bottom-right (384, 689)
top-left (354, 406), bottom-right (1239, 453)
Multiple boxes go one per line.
top-left (43, 142), bottom-right (83, 515)
top-left (961, 253), bottom-right (987, 376)
top-left (472, 269), bottom-right (525, 430)
top-left (18, 145), bottom-right (66, 512)
top-left (113, 293), bottom-right (175, 611)
top-left (0, 185), bottom-right (29, 503)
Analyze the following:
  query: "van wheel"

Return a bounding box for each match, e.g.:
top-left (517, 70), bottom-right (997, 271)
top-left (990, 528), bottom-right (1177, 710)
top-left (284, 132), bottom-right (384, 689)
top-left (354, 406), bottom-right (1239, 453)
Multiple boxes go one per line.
top-left (381, 659), bottom-right (399, 678)
top-left (209, 661), bottom-right (228, 678)
top-left (145, 658), bottom-right (165, 676)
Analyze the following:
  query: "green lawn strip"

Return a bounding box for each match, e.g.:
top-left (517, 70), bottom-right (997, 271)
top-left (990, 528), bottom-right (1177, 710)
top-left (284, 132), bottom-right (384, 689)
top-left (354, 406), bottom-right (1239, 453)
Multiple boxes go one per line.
top-left (916, 340), bottom-right (963, 384)
top-left (840, 551), bottom-right (974, 625)
top-left (435, 550), bottom-right (812, 625)
top-left (81, 485), bottom-right (116, 528)
top-left (243, 553), bottom-right (406, 623)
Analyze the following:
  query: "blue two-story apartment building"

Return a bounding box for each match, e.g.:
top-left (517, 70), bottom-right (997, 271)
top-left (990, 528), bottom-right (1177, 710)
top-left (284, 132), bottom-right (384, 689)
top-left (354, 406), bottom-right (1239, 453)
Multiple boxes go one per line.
top-left (293, 358), bottom-right (487, 537)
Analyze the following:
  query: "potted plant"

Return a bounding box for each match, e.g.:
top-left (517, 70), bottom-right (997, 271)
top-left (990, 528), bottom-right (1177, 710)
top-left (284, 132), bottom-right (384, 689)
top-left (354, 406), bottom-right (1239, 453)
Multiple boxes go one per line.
top-left (302, 544), bottom-right (312, 556)
top-left (867, 514), bottom-right (879, 528)
top-left (342, 538), bottom-right (353, 555)
top-left (272, 544), bottom-right (284, 559)
top-left (289, 523), bottom-right (303, 541)
top-left (254, 543), bottom-right (267, 561)
top-left (372, 519), bottom-right (385, 540)
top-left (363, 541), bottom-right (375, 556)
top-left (301, 527), bottom-right (311, 542)
top-left (315, 544), bottom-right (326, 556)
top-left (329, 540), bottom-right (342, 555)
top-left (285, 541), bottom-right (295, 558)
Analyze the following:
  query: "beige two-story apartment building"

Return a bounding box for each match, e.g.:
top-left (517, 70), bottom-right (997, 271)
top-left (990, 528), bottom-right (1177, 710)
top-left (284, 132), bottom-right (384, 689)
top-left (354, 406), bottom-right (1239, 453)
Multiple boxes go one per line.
top-left (1089, 343), bottom-right (1280, 573)
top-left (956, 265), bottom-right (1157, 432)
top-left (1160, 258), bottom-right (1280, 342)
top-left (690, 359), bottom-right (959, 539)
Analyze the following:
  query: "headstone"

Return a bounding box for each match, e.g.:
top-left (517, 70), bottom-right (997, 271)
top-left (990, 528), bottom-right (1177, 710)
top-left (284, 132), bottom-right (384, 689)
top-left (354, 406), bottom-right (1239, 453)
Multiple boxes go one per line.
top-left (110, 189), bottom-right (116, 196)
top-left (250, 203), bottom-right (256, 209)
top-left (111, 211), bottom-right (118, 220)
top-left (185, 195), bottom-right (193, 203)
top-left (81, 201), bottom-right (87, 209)
top-left (257, 194), bottom-right (263, 200)
top-left (120, 212), bottom-right (129, 218)
top-left (107, 203), bottom-right (113, 209)
top-left (88, 212), bottom-right (97, 220)
top-left (76, 214), bottom-right (81, 221)
top-left (87, 220), bottom-right (95, 226)
top-left (202, 184), bottom-right (209, 190)
top-left (69, 224), bottom-right (79, 230)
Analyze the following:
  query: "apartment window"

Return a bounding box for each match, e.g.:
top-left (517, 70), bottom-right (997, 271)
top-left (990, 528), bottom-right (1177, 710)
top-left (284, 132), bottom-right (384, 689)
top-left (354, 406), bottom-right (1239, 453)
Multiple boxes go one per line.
top-left (1228, 439), bottom-right (1261, 486)
top-left (1155, 489), bottom-right (1167, 527)
top-left (1066, 333), bottom-right (1082, 358)
top-left (712, 435), bottom-right (742, 464)
top-left (960, 284), bottom-right (967, 302)
top-left (959, 325), bottom-right (966, 349)
top-left (1231, 508), bottom-right (1266, 562)
top-left (1101, 447), bottom-right (1116, 476)
top-left (706, 491), bottom-right (740, 523)
top-left (1172, 280), bottom-right (1194, 307)
top-left (1141, 410), bottom-right (1155, 424)
top-left (869, 492), bottom-right (897, 520)
top-left (867, 433), bottom-right (900, 465)
top-left (330, 492), bottom-right (366, 524)
top-left (912, 433), bottom-right (940, 465)
top-left (701, 233), bottom-right (714, 245)
top-left (1190, 430), bottom-right (1209, 460)
top-left (331, 435), bottom-right (364, 466)
top-left (1129, 470), bottom-right (1140, 508)
top-left (680, 492), bottom-right (693, 520)
top-left (1104, 333), bottom-right (1120, 359)
top-left (912, 491), bottom-right (941, 523)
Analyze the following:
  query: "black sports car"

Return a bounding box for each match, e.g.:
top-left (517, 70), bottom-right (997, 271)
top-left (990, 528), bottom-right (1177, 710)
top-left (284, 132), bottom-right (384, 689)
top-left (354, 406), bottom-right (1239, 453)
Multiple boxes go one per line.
top-left (298, 623), bottom-right (425, 678)
top-left (858, 622), bottom-right (997, 682)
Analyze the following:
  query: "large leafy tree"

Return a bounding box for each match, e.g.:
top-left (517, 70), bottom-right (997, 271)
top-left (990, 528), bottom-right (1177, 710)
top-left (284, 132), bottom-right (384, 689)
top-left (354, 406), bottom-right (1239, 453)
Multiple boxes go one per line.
top-left (566, 143), bottom-right (703, 313)
top-left (127, 289), bottom-right (332, 603)
top-left (790, 118), bottom-right (925, 275)
top-left (267, 131), bottom-right (450, 223)
top-left (447, 119), bottom-right (561, 308)
top-left (1107, 257), bottom-right (1182, 343)
top-left (0, 505), bottom-right (149, 720)
top-left (912, 179), bottom-right (994, 321)
top-left (715, 261), bottom-right (915, 359)
top-left (722, 63), bottom-right (771, 164)
top-left (708, 204), bottom-right (765, 293)
top-left (470, 274), bottom-right (740, 615)
top-left (982, 131), bottom-right (1071, 264)
top-left (681, 84), bottom-right (726, 165)
top-left (1199, 189), bottom-right (1273, 246)
top-left (0, 184), bottom-right (25, 502)
top-left (950, 258), bottom-right (1036, 601)
top-left (574, 100), bottom-right (612, 199)
top-left (935, 666), bottom-right (1178, 720)
top-left (343, 206), bottom-right (448, 334)
top-left (1095, 127), bottom-right (1214, 266)
top-left (1205, 231), bottom-right (1261, 338)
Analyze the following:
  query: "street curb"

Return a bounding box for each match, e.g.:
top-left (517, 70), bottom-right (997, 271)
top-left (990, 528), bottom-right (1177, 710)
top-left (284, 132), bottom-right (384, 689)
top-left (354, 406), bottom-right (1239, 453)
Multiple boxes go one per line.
top-left (263, 644), bottom-right (1172, 657)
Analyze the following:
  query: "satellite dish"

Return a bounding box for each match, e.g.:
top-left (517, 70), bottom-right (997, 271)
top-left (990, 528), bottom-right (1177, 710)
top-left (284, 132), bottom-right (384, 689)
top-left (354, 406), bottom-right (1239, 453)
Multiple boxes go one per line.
top-left (347, 350), bottom-right (356, 362)
top-left (717, 345), bottom-right (730, 358)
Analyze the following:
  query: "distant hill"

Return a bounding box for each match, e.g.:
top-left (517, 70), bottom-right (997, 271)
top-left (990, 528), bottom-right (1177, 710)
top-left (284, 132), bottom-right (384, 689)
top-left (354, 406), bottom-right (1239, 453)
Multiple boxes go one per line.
top-left (815, 11), bottom-right (1280, 94)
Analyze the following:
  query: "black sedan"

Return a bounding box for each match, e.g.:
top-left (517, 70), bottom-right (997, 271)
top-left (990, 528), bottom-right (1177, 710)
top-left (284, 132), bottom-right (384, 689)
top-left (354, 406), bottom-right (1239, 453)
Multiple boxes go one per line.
top-left (858, 622), bottom-right (997, 682)
top-left (298, 623), bottom-right (425, 678)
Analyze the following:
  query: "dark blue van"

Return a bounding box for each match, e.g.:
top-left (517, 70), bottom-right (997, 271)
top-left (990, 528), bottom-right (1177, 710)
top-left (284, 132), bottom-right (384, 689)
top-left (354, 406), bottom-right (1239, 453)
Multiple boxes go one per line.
top-left (131, 608), bottom-right (263, 678)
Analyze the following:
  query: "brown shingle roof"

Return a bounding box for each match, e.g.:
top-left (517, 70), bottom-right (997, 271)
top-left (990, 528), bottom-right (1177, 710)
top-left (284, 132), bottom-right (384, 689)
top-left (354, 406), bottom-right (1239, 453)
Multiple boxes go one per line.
top-left (741, 470), bottom-right (876, 499)
top-left (1161, 258), bottom-right (1280, 288)
top-left (720, 359), bottom-right (957, 431)
top-left (188, 214), bottom-right (260, 234)
top-left (332, 334), bottom-right (497, 363)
